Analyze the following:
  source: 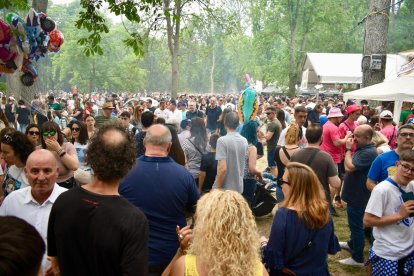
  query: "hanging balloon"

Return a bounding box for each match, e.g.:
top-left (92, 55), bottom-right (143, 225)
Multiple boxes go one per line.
top-left (48, 29), bottom-right (64, 52)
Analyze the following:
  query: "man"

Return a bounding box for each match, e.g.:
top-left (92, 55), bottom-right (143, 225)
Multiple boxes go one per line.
top-left (399, 102), bottom-right (412, 126)
top-left (178, 119), bottom-right (191, 145)
top-left (0, 149), bottom-right (67, 271)
top-left (47, 95), bottom-right (62, 111)
top-left (218, 97), bottom-right (226, 110)
top-left (48, 123), bottom-right (148, 276)
top-left (364, 149), bottom-right (414, 275)
top-left (278, 106), bottom-right (308, 147)
top-left (307, 103), bottom-right (323, 126)
top-left (379, 110), bottom-right (398, 149)
top-left (367, 124), bottom-right (414, 191)
top-left (135, 111), bottom-right (155, 157)
top-left (120, 124), bottom-right (199, 275)
top-left (154, 100), bottom-right (170, 120)
top-left (214, 111), bottom-right (248, 192)
top-left (339, 125), bottom-right (378, 267)
top-left (95, 102), bottom-right (116, 128)
top-left (186, 101), bottom-right (204, 120)
top-left (205, 97), bottom-right (222, 133)
top-left (166, 100), bottom-right (182, 127)
top-left (290, 124), bottom-right (340, 215)
top-left (146, 99), bottom-right (156, 113)
top-left (275, 99), bottom-right (291, 124)
top-left (334, 104), bottom-right (361, 208)
top-left (119, 111), bottom-right (136, 135)
top-left (264, 106), bottom-right (282, 175)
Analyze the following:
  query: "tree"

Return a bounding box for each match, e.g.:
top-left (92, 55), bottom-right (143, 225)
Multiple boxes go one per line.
top-left (362, 0), bottom-right (391, 88)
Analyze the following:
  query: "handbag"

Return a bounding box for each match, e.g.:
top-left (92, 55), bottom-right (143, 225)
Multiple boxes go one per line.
top-left (251, 183), bottom-right (277, 217)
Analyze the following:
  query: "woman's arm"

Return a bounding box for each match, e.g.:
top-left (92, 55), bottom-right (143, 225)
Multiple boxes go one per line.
top-left (162, 225), bottom-right (192, 276)
top-left (248, 146), bottom-right (262, 180)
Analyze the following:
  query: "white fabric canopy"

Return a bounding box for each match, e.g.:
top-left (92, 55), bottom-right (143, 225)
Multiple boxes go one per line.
top-left (343, 74), bottom-right (414, 123)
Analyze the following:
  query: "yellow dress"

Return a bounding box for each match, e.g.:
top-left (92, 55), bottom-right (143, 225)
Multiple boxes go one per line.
top-left (185, 254), bottom-right (263, 276)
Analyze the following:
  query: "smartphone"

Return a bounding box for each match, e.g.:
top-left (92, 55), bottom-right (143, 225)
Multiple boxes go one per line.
top-left (402, 192), bottom-right (414, 217)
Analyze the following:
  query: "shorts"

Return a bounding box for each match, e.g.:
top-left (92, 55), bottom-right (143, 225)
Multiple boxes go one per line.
top-left (366, 248), bottom-right (414, 276)
top-left (337, 161), bottom-right (345, 178)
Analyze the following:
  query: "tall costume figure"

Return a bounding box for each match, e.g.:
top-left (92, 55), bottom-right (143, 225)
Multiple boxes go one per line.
top-left (238, 74), bottom-right (259, 124)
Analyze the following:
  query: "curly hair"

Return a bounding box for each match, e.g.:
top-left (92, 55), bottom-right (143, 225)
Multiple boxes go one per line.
top-left (85, 121), bottom-right (137, 182)
top-left (1, 131), bottom-right (34, 164)
top-left (189, 190), bottom-right (261, 276)
top-left (285, 123), bottom-right (301, 145)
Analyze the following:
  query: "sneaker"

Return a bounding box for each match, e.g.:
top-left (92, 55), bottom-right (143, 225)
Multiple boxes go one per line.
top-left (339, 241), bottom-right (351, 251)
top-left (339, 257), bottom-right (364, 267)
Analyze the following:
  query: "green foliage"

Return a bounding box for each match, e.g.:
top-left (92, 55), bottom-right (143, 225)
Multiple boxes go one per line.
top-left (0, 0), bottom-right (29, 10)
top-left (388, 0), bottom-right (414, 52)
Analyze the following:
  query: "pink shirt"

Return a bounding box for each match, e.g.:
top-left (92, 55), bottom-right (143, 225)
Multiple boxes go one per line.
top-left (339, 120), bottom-right (359, 154)
top-left (380, 125), bottom-right (398, 149)
top-left (320, 121), bottom-right (343, 163)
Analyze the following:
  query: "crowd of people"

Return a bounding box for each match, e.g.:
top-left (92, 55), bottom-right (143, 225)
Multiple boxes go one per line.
top-left (0, 90), bottom-right (414, 275)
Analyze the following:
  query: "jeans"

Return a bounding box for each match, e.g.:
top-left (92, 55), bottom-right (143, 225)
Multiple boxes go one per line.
top-left (262, 172), bottom-right (284, 202)
top-left (242, 178), bottom-right (257, 206)
top-left (347, 205), bottom-right (365, 263)
top-left (267, 149), bottom-right (276, 168)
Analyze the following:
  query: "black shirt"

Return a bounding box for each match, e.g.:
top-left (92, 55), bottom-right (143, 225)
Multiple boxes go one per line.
top-left (135, 131), bottom-right (146, 157)
top-left (47, 187), bottom-right (149, 276)
top-left (186, 110), bottom-right (204, 120)
top-left (16, 106), bottom-right (31, 124)
top-left (205, 106), bottom-right (222, 130)
top-left (200, 152), bottom-right (217, 192)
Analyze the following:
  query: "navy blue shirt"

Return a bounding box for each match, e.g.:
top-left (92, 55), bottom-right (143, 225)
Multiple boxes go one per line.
top-left (263, 208), bottom-right (340, 275)
top-left (119, 156), bottom-right (200, 266)
top-left (342, 143), bottom-right (378, 208)
top-left (205, 106), bottom-right (222, 130)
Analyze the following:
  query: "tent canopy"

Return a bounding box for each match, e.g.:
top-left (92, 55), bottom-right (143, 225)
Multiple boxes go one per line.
top-left (302, 53), bottom-right (406, 85)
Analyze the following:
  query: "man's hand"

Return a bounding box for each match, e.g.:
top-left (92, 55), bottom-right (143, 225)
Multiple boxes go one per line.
top-left (345, 137), bottom-right (354, 149)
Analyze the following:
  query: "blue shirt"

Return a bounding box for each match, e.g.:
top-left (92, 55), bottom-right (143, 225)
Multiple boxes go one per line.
top-left (367, 150), bottom-right (399, 184)
top-left (119, 156), bottom-right (200, 266)
top-left (263, 208), bottom-right (340, 275)
top-left (342, 143), bottom-right (378, 208)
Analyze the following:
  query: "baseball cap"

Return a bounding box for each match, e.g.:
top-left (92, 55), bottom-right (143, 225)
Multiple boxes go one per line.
top-left (379, 110), bottom-right (393, 119)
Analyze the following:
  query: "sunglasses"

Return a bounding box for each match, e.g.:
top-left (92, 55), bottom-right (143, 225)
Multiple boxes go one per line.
top-left (42, 130), bottom-right (57, 136)
top-left (266, 112), bottom-right (273, 115)
top-left (28, 131), bottom-right (40, 136)
top-left (71, 127), bottom-right (80, 132)
top-left (138, 109), bottom-right (144, 112)
top-left (399, 133), bottom-right (414, 138)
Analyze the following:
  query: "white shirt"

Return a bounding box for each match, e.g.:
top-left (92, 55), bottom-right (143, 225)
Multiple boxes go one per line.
top-left (365, 179), bottom-right (414, 260)
top-left (167, 109), bottom-right (182, 126)
top-left (0, 184), bottom-right (68, 269)
top-left (154, 108), bottom-right (170, 119)
top-left (277, 125), bottom-right (308, 147)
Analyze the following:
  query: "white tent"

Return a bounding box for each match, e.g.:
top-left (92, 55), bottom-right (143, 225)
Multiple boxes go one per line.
top-left (343, 73), bottom-right (414, 123)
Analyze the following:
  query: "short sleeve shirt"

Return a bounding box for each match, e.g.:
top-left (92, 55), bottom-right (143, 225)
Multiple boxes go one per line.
top-left (266, 119), bottom-right (282, 150)
top-left (367, 150), bottom-right (399, 183)
top-left (320, 121), bottom-right (342, 163)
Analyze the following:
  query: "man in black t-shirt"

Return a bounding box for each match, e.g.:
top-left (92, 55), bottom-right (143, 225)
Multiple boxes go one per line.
top-left (47, 122), bottom-right (149, 276)
top-left (205, 97), bottom-right (222, 133)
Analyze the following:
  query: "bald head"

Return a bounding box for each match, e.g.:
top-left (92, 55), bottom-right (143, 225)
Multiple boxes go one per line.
top-left (356, 124), bottom-right (373, 139)
top-left (145, 124), bottom-right (172, 148)
top-left (354, 124), bottom-right (373, 147)
top-left (101, 129), bottom-right (126, 147)
top-left (26, 149), bottom-right (57, 169)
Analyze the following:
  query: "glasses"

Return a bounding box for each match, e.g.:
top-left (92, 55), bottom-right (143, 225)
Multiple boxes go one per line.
top-left (71, 127), bottom-right (80, 132)
top-left (399, 133), bottom-right (414, 138)
top-left (277, 179), bottom-right (290, 188)
top-left (266, 112), bottom-right (273, 115)
top-left (400, 162), bottom-right (414, 174)
top-left (138, 109), bottom-right (144, 112)
top-left (42, 130), bottom-right (57, 137)
top-left (28, 131), bottom-right (39, 136)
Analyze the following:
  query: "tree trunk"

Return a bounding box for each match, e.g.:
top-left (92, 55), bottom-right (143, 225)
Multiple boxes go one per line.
top-left (210, 47), bottom-right (215, 95)
top-left (362, 0), bottom-right (391, 88)
top-left (171, 52), bottom-right (179, 98)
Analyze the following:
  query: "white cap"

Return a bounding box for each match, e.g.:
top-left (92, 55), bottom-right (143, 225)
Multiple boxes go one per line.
top-left (379, 110), bottom-right (393, 119)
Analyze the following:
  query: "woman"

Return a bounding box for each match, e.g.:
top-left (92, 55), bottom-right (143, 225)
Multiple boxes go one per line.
top-left (1, 131), bottom-right (34, 199)
top-left (166, 124), bottom-right (186, 166)
top-left (240, 120), bottom-right (263, 205)
top-left (132, 105), bottom-right (143, 132)
top-left (181, 118), bottom-right (208, 183)
top-left (85, 115), bottom-right (97, 139)
top-left (0, 107), bottom-right (10, 131)
top-left (369, 116), bottom-right (391, 154)
top-left (70, 121), bottom-right (92, 185)
top-left (71, 100), bottom-right (83, 121)
top-left (165, 189), bottom-right (268, 276)
top-left (25, 123), bottom-right (41, 147)
top-left (40, 121), bottom-right (79, 189)
top-left (261, 162), bottom-right (340, 275)
top-left (277, 109), bottom-right (287, 130)
top-left (216, 107), bottom-right (232, 136)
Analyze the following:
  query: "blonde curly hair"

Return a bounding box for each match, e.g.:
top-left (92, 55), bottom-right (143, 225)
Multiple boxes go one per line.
top-left (188, 190), bottom-right (261, 276)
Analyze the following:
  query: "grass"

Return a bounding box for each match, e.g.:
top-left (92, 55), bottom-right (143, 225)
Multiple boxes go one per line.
top-left (256, 150), bottom-right (369, 275)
